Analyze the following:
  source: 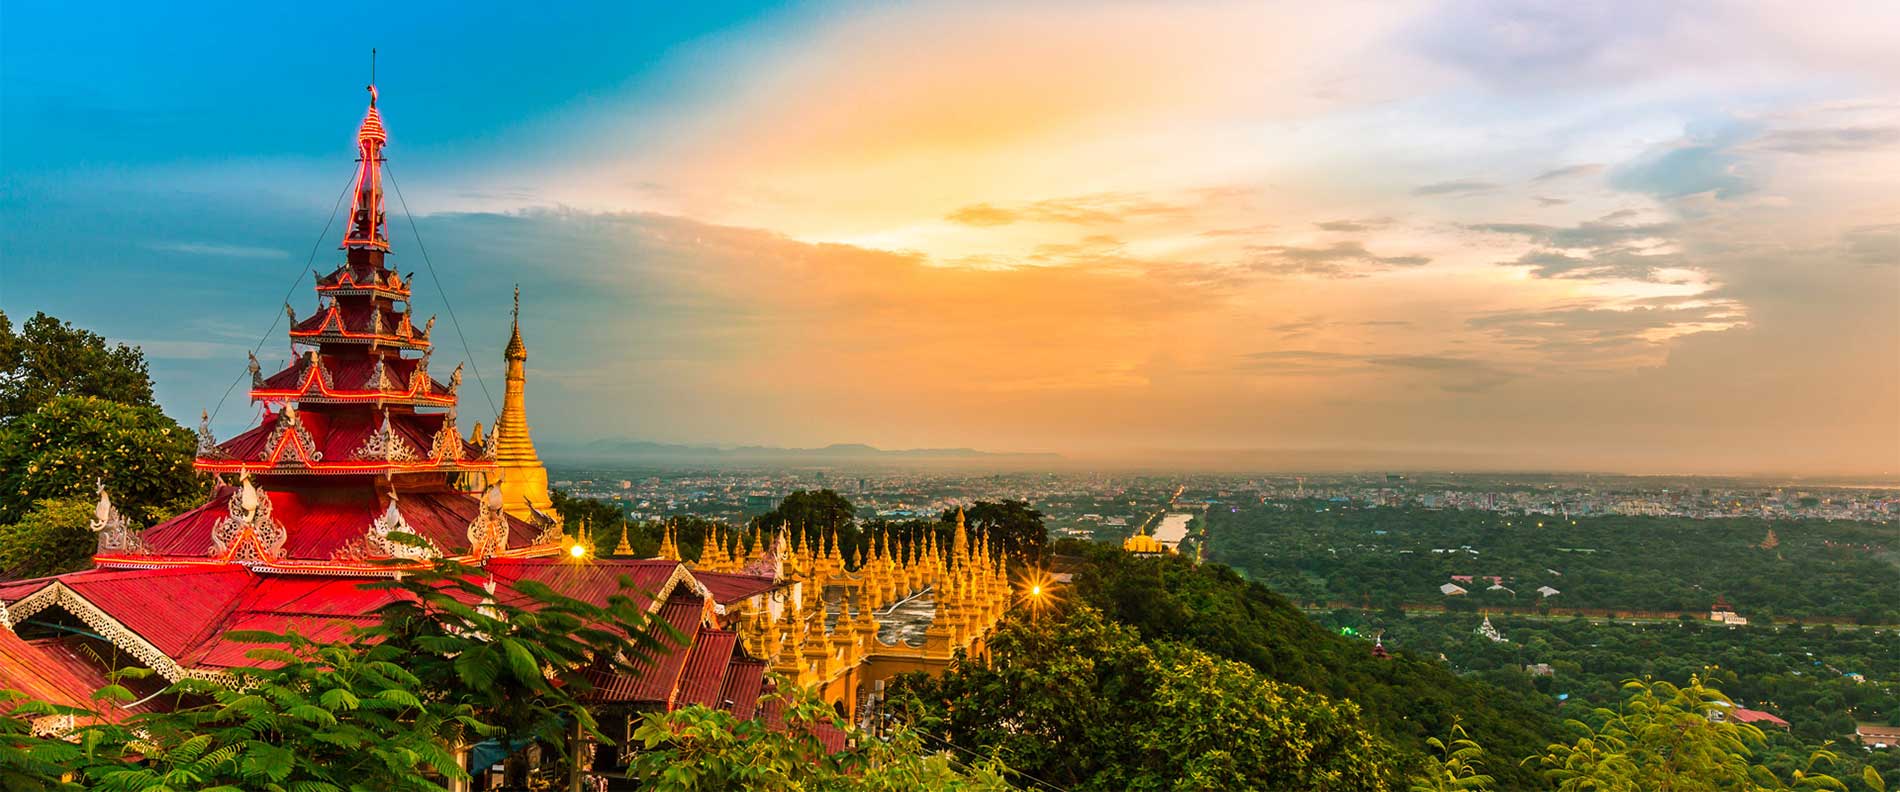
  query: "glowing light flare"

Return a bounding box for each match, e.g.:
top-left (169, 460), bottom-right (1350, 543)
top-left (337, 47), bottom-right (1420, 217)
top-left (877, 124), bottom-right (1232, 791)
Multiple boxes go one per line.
top-left (1015, 568), bottom-right (1059, 617)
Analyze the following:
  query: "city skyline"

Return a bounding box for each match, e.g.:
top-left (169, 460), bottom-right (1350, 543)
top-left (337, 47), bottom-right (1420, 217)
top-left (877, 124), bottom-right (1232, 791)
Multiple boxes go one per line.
top-left (4, 1), bottom-right (1898, 476)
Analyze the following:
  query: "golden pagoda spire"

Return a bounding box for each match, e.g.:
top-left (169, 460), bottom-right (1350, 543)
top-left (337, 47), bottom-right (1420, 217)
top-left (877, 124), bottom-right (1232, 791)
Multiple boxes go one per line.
top-left (659, 523), bottom-right (679, 561)
top-left (492, 285), bottom-right (554, 523)
top-left (613, 519), bottom-right (632, 557)
top-left (954, 507), bottom-right (969, 563)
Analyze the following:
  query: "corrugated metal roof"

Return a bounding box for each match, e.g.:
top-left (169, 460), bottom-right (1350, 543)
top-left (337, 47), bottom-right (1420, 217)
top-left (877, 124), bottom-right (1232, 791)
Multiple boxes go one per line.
top-left (588, 596), bottom-right (703, 703)
top-left (488, 559), bottom-right (680, 612)
top-left (63, 566), bottom-right (254, 657)
top-left (673, 629), bottom-right (737, 710)
top-left (0, 632), bottom-right (147, 723)
top-left (690, 570), bottom-right (782, 605)
top-left (717, 658), bottom-right (767, 718)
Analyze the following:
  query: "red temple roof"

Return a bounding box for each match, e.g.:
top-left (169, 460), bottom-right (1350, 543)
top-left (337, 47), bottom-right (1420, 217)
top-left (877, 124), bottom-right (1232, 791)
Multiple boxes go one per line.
top-left (674, 629), bottom-right (739, 710)
top-left (717, 658), bottom-right (767, 718)
top-left (0, 630), bottom-right (150, 724)
top-left (254, 353), bottom-right (453, 405)
top-left (587, 596), bottom-right (705, 704)
top-left (202, 408), bottom-right (486, 474)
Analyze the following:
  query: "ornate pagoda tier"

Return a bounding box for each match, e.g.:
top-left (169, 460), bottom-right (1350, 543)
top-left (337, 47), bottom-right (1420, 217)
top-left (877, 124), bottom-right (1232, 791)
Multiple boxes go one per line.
top-left (136, 82), bottom-right (547, 572)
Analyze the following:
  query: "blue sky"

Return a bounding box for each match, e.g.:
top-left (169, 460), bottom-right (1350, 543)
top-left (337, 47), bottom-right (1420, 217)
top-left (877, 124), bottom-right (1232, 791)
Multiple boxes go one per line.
top-left (4, 1), bottom-right (1897, 474)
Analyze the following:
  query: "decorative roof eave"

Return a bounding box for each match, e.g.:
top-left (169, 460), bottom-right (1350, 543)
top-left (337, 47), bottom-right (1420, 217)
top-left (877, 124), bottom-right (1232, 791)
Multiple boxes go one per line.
top-left (250, 358), bottom-right (453, 406)
top-left (249, 390), bottom-right (456, 407)
top-left (6, 582), bottom-right (233, 686)
top-left (289, 307), bottom-right (430, 350)
top-left (315, 283), bottom-right (410, 299)
top-left (653, 565), bottom-right (716, 615)
top-left (315, 266), bottom-right (412, 299)
top-left (290, 330), bottom-right (431, 351)
top-left (193, 458), bottom-right (500, 475)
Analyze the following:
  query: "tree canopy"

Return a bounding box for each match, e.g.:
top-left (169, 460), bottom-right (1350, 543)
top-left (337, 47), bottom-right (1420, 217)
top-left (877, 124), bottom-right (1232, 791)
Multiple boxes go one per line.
top-left (890, 604), bottom-right (1397, 791)
top-left (944, 499), bottom-right (1048, 566)
top-left (0, 310), bottom-right (155, 423)
top-left (0, 395), bottom-right (201, 526)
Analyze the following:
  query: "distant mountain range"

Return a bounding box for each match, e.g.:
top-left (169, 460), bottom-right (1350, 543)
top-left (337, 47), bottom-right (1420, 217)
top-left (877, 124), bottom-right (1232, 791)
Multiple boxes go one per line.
top-left (547, 439), bottom-right (1062, 466)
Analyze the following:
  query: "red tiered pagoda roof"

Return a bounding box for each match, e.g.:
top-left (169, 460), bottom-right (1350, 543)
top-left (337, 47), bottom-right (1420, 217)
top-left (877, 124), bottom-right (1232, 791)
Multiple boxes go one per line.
top-left (0, 80), bottom-right (795, 743)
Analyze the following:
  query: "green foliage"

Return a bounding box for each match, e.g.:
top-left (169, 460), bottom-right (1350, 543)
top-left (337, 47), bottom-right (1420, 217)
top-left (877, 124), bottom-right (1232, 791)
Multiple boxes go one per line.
top-left (0, 310), bottom-right (155, 422)
top-left (360, 555), bottom-right (677, 750)
top-left (629, 678), bottom-right (1010, 790)
top-left (1207, 503), bottom-right (1900, 624)
top-left (890, 605), bottom-right (1397, 791)
top-left (0, 554), bottom-right (676, 790)
top-left (1060, 540), bottom-right (1558, 788)
top-left (1534, 677), bottom-right (1866, 792)
top-left (1411, 722), bottom-right (1495, 792)
top-left (0, 395), bottom-right (201, 527)
top-left (1327, 612), bottom-right (1900, 764)
top-left (0, 497), bottom-right (97, 581)
top-left (753, 488), bottom-right (859, 552)
top-left (550, 487), bottom-right (653, 557)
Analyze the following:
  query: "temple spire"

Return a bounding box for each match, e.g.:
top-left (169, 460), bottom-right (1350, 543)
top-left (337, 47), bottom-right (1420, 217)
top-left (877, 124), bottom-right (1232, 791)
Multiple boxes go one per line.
top-left (343, 73), bottom-right (390, 251)
top-left (494, 285), bottom-right (553, 522)
top-left (505, 284), bottom-right (526, 361)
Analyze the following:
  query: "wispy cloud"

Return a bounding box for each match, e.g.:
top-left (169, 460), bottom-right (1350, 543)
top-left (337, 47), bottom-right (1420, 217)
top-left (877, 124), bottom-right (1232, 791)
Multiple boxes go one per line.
top-left (1412, 179), bottom-right (1499, 197)
top-left (1240, 349), bottom-right (1515, 392)
top-left (143, 241), bottom-right (288, 259)
top-left (1249, 241), bottom-right (1432, 278)
top-left (944, 192), bottom-right (1192, 227)
top-left (1532, 164), bottom-right (1604, 182)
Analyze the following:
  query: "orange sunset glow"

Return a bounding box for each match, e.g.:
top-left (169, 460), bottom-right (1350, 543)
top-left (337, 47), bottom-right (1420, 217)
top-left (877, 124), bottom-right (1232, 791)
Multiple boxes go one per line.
top-left (5, 1), bottom-right (1897, 476)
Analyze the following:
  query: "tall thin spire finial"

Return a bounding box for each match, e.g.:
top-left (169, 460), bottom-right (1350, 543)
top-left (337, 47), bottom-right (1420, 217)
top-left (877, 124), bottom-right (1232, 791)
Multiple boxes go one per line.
top-left (368, 48), bottom-right (379, 107)
top-left (513, 284), bottom-right (520, 323)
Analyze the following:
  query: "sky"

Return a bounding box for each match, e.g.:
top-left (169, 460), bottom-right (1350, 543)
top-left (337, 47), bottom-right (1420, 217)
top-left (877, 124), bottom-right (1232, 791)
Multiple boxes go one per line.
top-left (2, 1), bottom-right (1897, 476)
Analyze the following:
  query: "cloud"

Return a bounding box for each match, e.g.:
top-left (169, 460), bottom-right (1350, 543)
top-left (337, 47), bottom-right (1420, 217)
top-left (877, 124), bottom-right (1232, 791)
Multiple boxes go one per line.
top-left (1754, 125), bottom-right (1900, 154)
top-left (1468, 214), bottom-right (1677, 250)
top-left (1412, 179), bottom-right (1500, 197)
top-left (1239, 349), bottom-right (1514, 392)
top-left (1467, 299), bottom-right (1745, 363)
top-left (944, 192), bottom-right (1193, 227)
top-left (1248, 241), bottom-right (1432, 278)
top-left (143, 241), bottom-right (288, 259)
top-left (944, 203), bottom-right (1019, 226)
top-left (1844, 224), bottom-right (1900, 265)
top-left (1314, 217), bottom-right (1392, 232)
top-left (1408, 1), bottom-right (1688, 89)
top-left (1532, 164), bottom-right (1604, 182)
top-left (1533, 196), bottom-right (1571, 207)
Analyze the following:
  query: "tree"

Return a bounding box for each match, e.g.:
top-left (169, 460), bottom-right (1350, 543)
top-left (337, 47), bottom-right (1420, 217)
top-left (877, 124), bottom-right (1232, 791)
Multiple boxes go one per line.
top-left (890, 605), bottom-right (1396, 791)
top-left (753, 489), bottom-right (857, 553)
top-left (0, 497), bottom-right (96, 580)
top-left (629, 680), bottom-right (1010, 791)
top-left (1535, 677), bottom-right (1862, 791)
top-left (0, 311), bottom-right (155, 422)
top-left (947, 499), bottom-right (1048, 567)
top-left (0, 395), bottom-right (201, 527)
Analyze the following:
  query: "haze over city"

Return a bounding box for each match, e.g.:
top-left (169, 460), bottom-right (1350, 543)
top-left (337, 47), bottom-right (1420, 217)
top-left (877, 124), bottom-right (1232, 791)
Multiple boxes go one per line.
top-left (4, 1), bottom-right (1897, 476)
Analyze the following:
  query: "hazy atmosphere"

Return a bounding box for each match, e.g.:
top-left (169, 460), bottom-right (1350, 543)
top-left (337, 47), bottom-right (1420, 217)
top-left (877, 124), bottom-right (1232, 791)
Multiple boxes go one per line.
top-left (5, 1), bottom-right (1897, 476)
